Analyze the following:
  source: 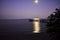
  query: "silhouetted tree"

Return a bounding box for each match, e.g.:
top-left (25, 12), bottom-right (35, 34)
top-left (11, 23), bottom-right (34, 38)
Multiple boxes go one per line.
top-left (47, 8), bottom-right (60, 40)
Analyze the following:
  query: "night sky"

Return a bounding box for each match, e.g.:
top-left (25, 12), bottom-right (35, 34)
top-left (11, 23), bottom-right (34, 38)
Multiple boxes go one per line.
top-left (0, 0), bottom-right (60, 19)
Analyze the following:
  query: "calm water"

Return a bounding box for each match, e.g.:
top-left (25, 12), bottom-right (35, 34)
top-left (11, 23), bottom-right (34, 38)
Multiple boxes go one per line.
top-left (0, 19), bottom-right (49, 40)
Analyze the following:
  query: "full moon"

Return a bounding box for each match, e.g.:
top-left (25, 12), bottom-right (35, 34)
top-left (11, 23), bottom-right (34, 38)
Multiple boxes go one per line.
top-left (34, 0), bottom-right (38, 4)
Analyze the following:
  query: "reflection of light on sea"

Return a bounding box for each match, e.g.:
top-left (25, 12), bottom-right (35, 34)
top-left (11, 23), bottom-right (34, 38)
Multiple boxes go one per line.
top-left (33, 18), bottom-right (40, 33)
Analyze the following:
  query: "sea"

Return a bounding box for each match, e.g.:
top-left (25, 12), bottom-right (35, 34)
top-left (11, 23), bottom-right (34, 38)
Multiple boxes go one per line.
top-left (0, 19), bottom-right (51, 40)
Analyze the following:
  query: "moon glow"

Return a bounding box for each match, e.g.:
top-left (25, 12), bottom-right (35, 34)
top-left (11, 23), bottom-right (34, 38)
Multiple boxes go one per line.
top-left (34, 0), bottom-right (38, 4)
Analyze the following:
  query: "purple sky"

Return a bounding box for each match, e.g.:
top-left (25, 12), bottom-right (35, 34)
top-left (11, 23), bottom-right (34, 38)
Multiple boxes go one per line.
top-left (0, 0), bottom-right (60, 19)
